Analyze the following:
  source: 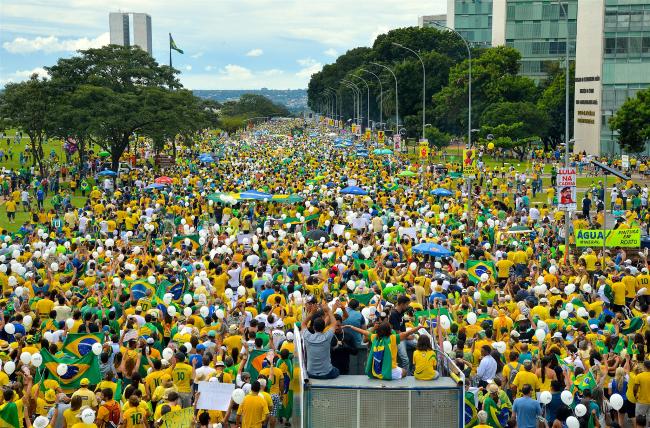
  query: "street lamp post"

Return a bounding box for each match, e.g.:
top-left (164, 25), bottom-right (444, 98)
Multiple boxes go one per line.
top-left (556, 0), bottom-right (572, 259)
top-left (325, 88), bottom-right (338, 121)
top-left (371, 62), bottom-right (399, 133)
top-left (341, 81), bottom-right (360, 124)
top-left (350, 74), bottom-right (371, 130)
top-left (361, 68), bottom-right (383, 129)
top-left (343, 79), bottom-right (363, 127)
top-left (393, 42), bottom-right (426, 141)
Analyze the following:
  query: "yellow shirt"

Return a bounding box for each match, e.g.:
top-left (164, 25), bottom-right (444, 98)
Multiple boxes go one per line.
top-left (237, 393), bottom-right (269, 428)
top-left (612, 281), bottom-right (626, 305)
top-left (72, 387), bottom-right (98, 409)
top-left (635, 371), bottom-right (650, 404)
top-left (413, 349), bottom-right (437, 380)
top-left (495, 259), bottom-right (514, 278)
top-left (170, 362), bottom-right (193, 393)
top-left (123, 406), bottom-right (148, 428)
top-left (512, 370), bottom-right (541, 398)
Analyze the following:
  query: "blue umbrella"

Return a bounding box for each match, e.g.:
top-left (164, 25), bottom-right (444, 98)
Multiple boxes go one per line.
top-left (97, 170), bottom-right (117, 177)
top-left (240, 189), bottom-right (273, 200)
top-left (145, 183), bottom-right (167, 190)
top-left (411, 242), bottom-right (453, 257)
top-left (340, 186), bottom-right (368, 196)
top-left (431, 188), bottom-right (453, 197)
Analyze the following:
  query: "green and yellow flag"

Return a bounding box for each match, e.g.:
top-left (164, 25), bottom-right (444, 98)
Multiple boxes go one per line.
top-left (172, 234), bottom-right (200, 250)
top-left (244, 349), bottom-right (271, 382)
top-left (169, 34), bottom-right (184, 54)
top-left (37, 349), bottom-right (102, 393)
top-left (467, 260), bottom-right (496, 284)
top-left (63, 333), bottom-right (103, 358)
top-left (0, 402), bottom-right (19, 428)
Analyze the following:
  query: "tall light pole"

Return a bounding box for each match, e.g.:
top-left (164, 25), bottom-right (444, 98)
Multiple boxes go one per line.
top-left (361, 68), bottom-right (383, 129)
top-left (556, 0), bottom-right (572, 258)
top-left (432, 23), bottom-right (472, 148)
top-left (371, 62), bottom-right (399, 132)
top-left (350, 74), bottom-right (370, 130)
top-left (393, 42), bottom-right (426, 140)
top-left (340, 82), bottom-right (356, 123)
top-left (325, 88), bottom-right (338, 121)
top-left (341, 80), bottom-right (360, 124)
top-left (343, 79), bottom-right (363, 127)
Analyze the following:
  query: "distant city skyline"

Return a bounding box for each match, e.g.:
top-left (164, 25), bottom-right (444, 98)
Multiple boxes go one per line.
top-left (0, 0), bottom-right (444, 89)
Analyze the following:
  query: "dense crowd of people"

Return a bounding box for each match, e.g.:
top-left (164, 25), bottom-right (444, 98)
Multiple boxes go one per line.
top-left (0, 120), bottom-right (648, 428)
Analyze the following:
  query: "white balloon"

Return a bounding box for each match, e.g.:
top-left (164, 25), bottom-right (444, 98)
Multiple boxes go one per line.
top-left (466, 312), bottom-right (477, 325)
top-left (473, 291), bottom-right (481, 301)
top-left (560, 310), bottom-right (569, 320)
top-left (237, 286), bottom-right (246, 296)
top-left (566, 416), bottom-right (579, 428)
top-left (200, 306), bottom-right (209, 317)
top-left (81, 409), bottom-right (95, 425)
top-left (148, 276), bottom-right (156, 285)
top-left (50, 262), bottom-right (59, 272)
top-left (480, 273), bottom-right (489, 282)
top-left (577, 307), bottom-right (589, 318)
top-left (14, 287), bottom-right (23, 297)
top-left (20, 351), bottom-right (31, 365)
top-left (56, 363), bottom-right (67, 376)
top-left (183, 294), bottom-right (193, 305)
top-left (409, 262), bottom-right (417, 271)
top-left (92, 342), bottom-right (103, 356)
top-left (23, 315), bottom-right (32, 328)
top-left (184, 342), bottom-right (193, 352)
top-left (162, 348), bottom-right (174, 360)
top-left (539, 390), bottom-right (552, 405)
top-left (537, 276), bottom-right (545, 285)
top-left (439, 315), bottom-right (450, 329)
top-left (574, 403), bottom-right (587, 417)
top-left (535, 329), bottom-right (546, 343)
top-left (183, 307), bottom-right (193, 317)
top-left (33, 416), bottom-right (49, 428)
top-left (3, 361), bottom-right (15, 375)
top-left (561, 390), bottom-right (574, 406)
top-left (232, 388), bottom-right (246, 404)
top-left (167, 306), bottom-right (177, 316)
top-left (66, 319), bottom-right (75, 329)
top-left (565, 303), bottom-right (574, 313)
top-left (346, 280), bottom-right (356, 291)
top-left (610, 393), bottom-right (624, 411)
top-left (442, 340), bottom-right (453, 353)
top-left (4, 324), bottom-right (14, 335)
top-left (216, 309), bottom-right (225, 319)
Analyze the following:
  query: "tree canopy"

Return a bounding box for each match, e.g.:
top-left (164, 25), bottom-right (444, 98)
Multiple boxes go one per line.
top-left (609, 87), bottom-right (650, 153)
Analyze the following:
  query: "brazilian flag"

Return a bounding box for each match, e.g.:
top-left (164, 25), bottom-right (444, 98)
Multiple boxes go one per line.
top-left (348, 293), bottom-right (375, 306)
top-left (244, 349), bottom-right (271, 382)
top-left (276, 357), bottom-right (294, 419)
top-left (414, 307), bottom-right (452, 321)
top-left (573, 370), bottom-right (596, 393)
top-left (484, 396), bottom-right (505, 428)
top-left (622, 317), bottom-right (644, 335)
top-left (365, 334), bottom-right (395, 380)
top-left (464, 390), bottom-right (478, 428)
top-left (128, 278), bottom-right (157, 301)
top-left (37, 349), bottom-right (102, 393)
top-left (353, 258), bottom-right (375, 271)
top-left (156, 279), bottom-right (185, 302)
top-left (0, 401), bottom-right (19, 428)
top-left (63, 333), bottom-right (103, 358)
top-left (466, 260), bottom-right (496, 284)
top-left (169, 33), bottom-right (184, 54)
top-left (172, 234), bottom-right (200, 251)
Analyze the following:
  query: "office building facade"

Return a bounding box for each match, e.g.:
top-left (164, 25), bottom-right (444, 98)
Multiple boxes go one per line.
top-left (108, 12), bottom-right (152, 56)
top-left (447, 0), bottom-right (650, 154)
top-left (419, 14), bottom-right (448, 28)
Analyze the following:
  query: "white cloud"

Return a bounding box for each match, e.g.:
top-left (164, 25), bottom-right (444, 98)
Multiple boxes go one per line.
top-left (204, 65), bottom-right (214, 71)
top-left (245, 48), bottom-right (263, 57)
top-left (2, 32), bottom-right (109, 54)
top-left (0, 67), bottom-right (49, 85)
top-left (324, 48), bottom-right (338, 57)
top-left (184, 65), bottom-right (192, 71)
top-left (219, 64), bottom-right (253, 80)
top-left (296, 58), bottom-right (322, 78)
top-left (191, 52), bottom-right (203, 59)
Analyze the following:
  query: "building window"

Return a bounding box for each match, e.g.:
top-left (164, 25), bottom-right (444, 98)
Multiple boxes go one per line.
top-left (605, 37), bottom-right (616, 54)
top-left (643, 36), bottom-right (650, 54)
top-left (616, 37), bottom-right (629, 54)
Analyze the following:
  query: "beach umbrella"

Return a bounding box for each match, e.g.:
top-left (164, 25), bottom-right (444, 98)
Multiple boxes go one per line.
top-left (239, 190), bottom-right (273, 201)
top-left (145, 183), bottom-right (167, 190)
top-left (340, 186), bottom-right (368, 196)
top-left (397, 170), bottom-right (417, 177)
top-left (411, 242), bottom-right (453, 257)
top-left (373, 149), bottom-right (393, 155)
top-left (97, 170), bottom-right (117, 177)
top-left (431, 188), bottom-right (453, 197)
top-left (155, 176), bottom-right (173, 185)
top-left (98, 151), bottom-right (110, 158)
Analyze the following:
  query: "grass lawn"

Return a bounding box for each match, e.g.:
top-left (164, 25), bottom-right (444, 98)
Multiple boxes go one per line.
top-left (0, 195), bottom-right (88, 232)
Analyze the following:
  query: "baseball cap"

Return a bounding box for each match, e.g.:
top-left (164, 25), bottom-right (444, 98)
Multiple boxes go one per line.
top-left (80, 378), bottom-right (90, 386)
top-left (44, 389), bottom-right (56, 403)
top-left (215, 360), bottom-right (225, 367)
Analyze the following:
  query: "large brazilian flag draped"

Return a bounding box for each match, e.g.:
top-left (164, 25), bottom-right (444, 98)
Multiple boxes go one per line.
top-left (365, 335), bottom-right (395, 380)
top-left (63, 333), bottom-right (103, 358)
top-left (37, 349), bottom-right (102, 393)
top-left (244, 349), bottom-right (271, 382)
top-left (0, 402), bottom-right (19, 428)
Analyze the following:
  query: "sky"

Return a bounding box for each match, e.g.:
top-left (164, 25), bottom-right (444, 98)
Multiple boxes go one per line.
top-left (0, 0), bottom-right (445, 90)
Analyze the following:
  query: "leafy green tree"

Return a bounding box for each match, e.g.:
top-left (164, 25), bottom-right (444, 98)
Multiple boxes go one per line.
top-left (609, 87), bottom-right (650, 153)
top-left (45, 45), bottom-right (204, 170)
top-left (0, 74), bottom-right (54, 175)
top-left (221, 94), bottom-right (289, 118)
top-left (432, 46), bottom-right (538, 136)
top-left (537, 63), bottom-right (575, 150)
top-left (424, 126), bottom-right (452, 149)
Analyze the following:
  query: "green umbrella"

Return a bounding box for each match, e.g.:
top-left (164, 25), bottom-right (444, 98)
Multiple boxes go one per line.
top-left (98, 151), bottom-right (110, 158)
top-left (373, 149), bottom-right (393, 155)
top-left (397, 170), bottom-right (417, 177)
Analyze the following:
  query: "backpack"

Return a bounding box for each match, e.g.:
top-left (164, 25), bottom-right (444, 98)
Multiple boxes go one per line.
top-left (506, 362), bottom-right (522, 386)
top-left (101, 401), bottom-right (121, 428)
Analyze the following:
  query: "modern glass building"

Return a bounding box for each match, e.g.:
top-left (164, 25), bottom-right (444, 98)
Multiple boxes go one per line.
top-left (502, 0), bottom-right (577, 79)
top-left (418, 14), bottom-right (447, 28)
top-left (448, 0), bottom-right (650, 154)
top-left (447, 0), bottom-right (494, 47)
